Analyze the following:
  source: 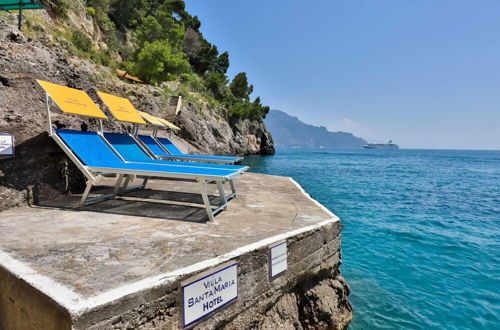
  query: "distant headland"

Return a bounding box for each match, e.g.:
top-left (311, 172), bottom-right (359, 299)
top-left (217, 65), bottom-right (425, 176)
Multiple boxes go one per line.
top-left (265, 109), bottom-right (367, 149)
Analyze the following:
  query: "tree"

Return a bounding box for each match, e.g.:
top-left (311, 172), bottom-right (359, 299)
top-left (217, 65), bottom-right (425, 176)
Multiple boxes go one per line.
top-left (205, 72), bottom-right (228, 99)
top-left (189, 39), bottom-right (219, 75)
top-left (133, 41), bottom-right (191, 83)
top-left (136, 16), bottom-right (163, 45)
top-left (183, 28), bottom-right (201, 56)
top-left (230, 72), bottom-right (253, 100)
top-left (184, 15), bottom-right (201, 31)
top-left (214, 51), bottom-right (229, 74)
top-left (156, 10), bottom-right (185, 50)
top-left (135, 10), bottom-right (185, 50)
top-left (159, 0), bottom-right (186, 18)
top-left (250, 97), bottom-right (270, 119)
top-left (108, 0), bottom-right (148, 28)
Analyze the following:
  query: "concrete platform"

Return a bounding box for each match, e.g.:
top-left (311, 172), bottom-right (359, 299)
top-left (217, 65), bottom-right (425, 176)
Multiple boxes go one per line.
top-left (0, 173), bottom-right (340, 329)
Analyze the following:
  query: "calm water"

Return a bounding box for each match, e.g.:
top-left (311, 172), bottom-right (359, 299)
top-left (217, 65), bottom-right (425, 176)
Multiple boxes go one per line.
top-left (242, 149), bottom-right (500, 329)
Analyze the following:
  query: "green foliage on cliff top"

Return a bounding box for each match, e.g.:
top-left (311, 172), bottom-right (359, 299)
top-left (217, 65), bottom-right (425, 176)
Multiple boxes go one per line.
top-left (46, 0), bottom-right (269, 121)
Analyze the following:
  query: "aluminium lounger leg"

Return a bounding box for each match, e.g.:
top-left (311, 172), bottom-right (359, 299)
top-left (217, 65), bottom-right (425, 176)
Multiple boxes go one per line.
top-left (113, 174), bottom-right (125, 195)
top-left (80, 177), bottom-right (118, 206)
top-left (80, 179), bottom-right (94, 206)
top-left (120, 175), bottom-right (148, 194)
top-left (198, 178), bottom-right (215, 221)
top-left (216, 181), bottom-right (228, 210)
top-left (119, 175), bottom-right (133, 194)
top-left (225, 179), bottom-right (237, 200)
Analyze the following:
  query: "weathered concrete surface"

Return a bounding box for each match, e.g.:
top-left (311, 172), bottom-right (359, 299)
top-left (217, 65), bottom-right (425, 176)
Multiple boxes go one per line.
top-left (0, 173), bottom-right (351, 329)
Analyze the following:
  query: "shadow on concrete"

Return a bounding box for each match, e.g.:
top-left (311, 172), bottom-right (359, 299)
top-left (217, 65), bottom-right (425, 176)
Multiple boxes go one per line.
top-left (36, 186), bottom-right (225, 223)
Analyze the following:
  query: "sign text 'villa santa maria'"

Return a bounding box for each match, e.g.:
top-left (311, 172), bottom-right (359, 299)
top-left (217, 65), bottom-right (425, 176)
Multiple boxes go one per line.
top-left (181, 262), bottom-right (238, 327)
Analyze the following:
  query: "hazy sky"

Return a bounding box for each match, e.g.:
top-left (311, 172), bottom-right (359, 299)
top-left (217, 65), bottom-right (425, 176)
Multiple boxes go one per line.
top-left (185, 0), bottom-right (500, 150)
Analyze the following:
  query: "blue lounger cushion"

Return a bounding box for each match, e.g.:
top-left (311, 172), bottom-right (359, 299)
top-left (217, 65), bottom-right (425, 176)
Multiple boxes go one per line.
top-left (56, 130), bottom-right (239, 178)
top-left (155, 136), bottom-right (182, 155)
top-left (103, 133), bottom-right (247, 172)
top-left (138, 135), bottom-right (238, 162)
top-left (137, 135), bottom-right (170, 157)
top-left (153, 136), bottom-right (242, 162)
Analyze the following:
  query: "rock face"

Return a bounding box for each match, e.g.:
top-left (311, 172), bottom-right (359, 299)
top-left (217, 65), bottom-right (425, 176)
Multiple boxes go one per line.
top-left (175, 104), bottom-right (274, 156)
top-left (228, 272), bottom-right (352, 330)
top-left (0, 19), bottom-right (274, 211)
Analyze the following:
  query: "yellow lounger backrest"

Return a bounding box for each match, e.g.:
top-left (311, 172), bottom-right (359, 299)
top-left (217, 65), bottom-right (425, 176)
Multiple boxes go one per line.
top-left (36, 80), bottom-right (107, 119)
top-left (156, 117), bottom-right (181, 130)
top-left (96, 91), bottom-right (146, 125)
top-left (139, 111), bottom-right (166, 127)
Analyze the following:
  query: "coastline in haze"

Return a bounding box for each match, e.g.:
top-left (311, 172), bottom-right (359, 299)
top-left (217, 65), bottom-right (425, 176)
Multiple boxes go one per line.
top-left (265, 109), bottom-right (366, 149)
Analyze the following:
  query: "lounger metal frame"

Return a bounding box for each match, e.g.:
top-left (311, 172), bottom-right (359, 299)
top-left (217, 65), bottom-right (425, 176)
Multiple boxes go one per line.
top-left (144, 125), bottom-right (243, 164)
top-left (44, 93), bottom-right (236, 221)
top-left (104, 131), bottom-right (239, 201)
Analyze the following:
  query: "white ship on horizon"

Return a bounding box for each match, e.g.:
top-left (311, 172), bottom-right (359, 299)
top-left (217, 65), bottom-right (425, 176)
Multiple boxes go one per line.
top-left (363, 140), bottom-right (399, 149)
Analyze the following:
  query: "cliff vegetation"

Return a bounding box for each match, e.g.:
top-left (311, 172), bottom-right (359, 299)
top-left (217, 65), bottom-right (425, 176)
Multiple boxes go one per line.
top-left (24, 0), bottom-right (270, 121)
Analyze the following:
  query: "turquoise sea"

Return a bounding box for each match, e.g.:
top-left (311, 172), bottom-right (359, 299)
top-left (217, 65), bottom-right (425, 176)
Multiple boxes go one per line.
top-left (242, 149), bottom-right (500, 329)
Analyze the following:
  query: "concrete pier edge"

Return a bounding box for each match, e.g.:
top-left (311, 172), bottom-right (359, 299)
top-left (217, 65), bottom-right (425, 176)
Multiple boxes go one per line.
top-left (0, 177), bottom-right (340, 323)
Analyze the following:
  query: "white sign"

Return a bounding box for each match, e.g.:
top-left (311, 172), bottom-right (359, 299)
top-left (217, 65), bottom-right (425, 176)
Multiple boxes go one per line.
top-left (269, 241), bottom-right (287, 279)
top-left (0, 134), bottom-right (14, 157)
top-left (182, 262), bottom-right (238, 327)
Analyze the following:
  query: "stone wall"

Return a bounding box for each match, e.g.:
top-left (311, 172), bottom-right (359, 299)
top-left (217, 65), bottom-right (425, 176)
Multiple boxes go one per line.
top-left (73, 221), bottom-right (351, 329)
top-left (0, 262), bottom-right (72, 330)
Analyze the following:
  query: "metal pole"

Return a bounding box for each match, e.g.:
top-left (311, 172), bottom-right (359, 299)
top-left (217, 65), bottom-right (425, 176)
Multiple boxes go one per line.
top-left (45, 93), bottom-right (54, 136)
top-left (98, 119), bottom-right (104, 134)
top-left (18, 1), bottom-right (22, 30)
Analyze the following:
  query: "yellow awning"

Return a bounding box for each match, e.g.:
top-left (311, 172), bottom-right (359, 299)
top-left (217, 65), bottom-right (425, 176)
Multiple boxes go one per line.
top-left (156, 117), bottom-right (181, 130)
top-left (37, 80), bottom-right (107, 119)
top-left (115, 69), bottom-right (143, 83)
top-left (139, 111), bottom-right (166, 127)
top-left (96, 91), bottom-right (146, 125)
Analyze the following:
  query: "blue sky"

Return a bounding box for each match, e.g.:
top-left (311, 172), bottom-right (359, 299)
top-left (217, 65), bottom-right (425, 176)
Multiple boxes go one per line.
top-left (185, 1), bottom-right (500, 149)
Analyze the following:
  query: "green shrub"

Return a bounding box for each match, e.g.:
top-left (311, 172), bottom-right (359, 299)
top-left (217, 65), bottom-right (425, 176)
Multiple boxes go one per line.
top-left (71, 29), bottom-right (92, 52)
top-left (91, 50), bottom-right (114, 67)
top-left (180, 73), bottom-right (205, 91)
top-left (86, 7), bottom-right (96, 17)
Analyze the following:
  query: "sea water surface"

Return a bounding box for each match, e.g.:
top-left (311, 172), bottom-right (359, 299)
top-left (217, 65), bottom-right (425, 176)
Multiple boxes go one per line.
top-left (242, 149), bottom-right (500, 329)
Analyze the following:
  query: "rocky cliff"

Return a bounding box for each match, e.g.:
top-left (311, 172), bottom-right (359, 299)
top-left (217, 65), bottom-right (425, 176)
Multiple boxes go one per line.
top-left (0, 19), bottom-right (274, 211)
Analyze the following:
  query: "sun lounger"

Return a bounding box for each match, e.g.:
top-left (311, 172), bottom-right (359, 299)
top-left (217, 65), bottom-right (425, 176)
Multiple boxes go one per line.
top-left (55, 130), bottom-right (240, 220)
top-left (37, 79), bottom-right (243, 220)
top-left (94, 90), bottom-right (243, 165)
top-left (104, 133), bottom-right (246, 171)
top-left (103, 132), bottom-right (246, 199)
top-left (140, 135), bottom-right (243, 164)
top-left (137, 135), bottom-right (242, 164)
